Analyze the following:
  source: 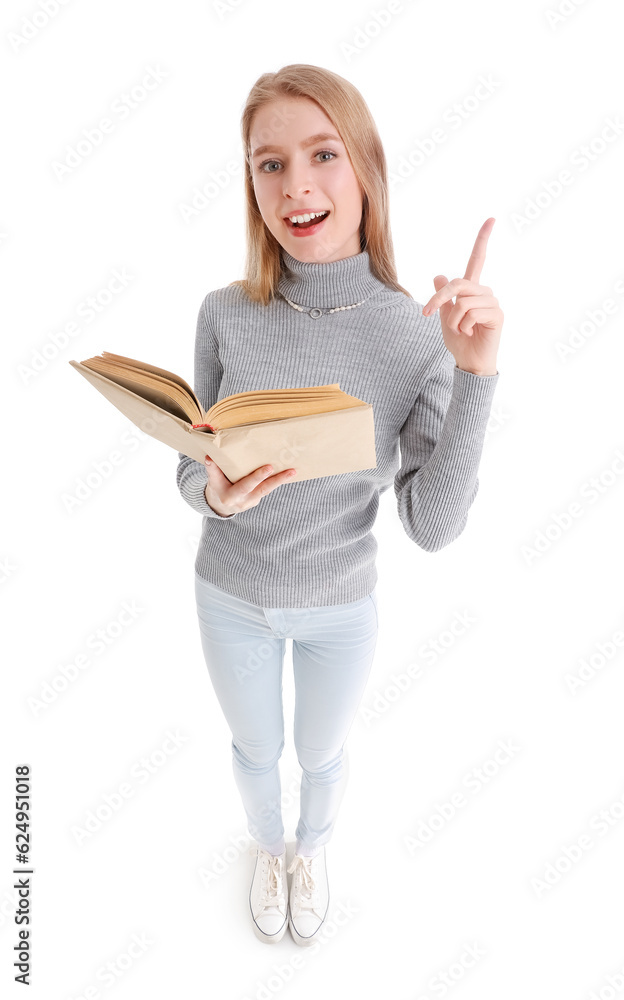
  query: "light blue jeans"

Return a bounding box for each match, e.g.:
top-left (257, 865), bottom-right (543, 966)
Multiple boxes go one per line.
top-left (194, 571), bottom-right (379, 857)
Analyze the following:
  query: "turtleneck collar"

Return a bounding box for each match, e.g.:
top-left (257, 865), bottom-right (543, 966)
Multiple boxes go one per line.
top-left (277, 247), bottom-right (388, 310)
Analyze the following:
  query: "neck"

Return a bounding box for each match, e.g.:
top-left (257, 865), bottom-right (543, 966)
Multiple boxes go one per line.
top-left (277, 247), bottom-right (388, 310)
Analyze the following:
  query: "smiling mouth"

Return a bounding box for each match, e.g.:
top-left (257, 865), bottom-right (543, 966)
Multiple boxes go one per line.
top-left (285, 210), bottom-right (331, 229)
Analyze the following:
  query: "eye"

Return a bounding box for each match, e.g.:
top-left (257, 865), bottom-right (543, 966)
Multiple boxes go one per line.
top-left (258, 149), bottom-right (338, 173)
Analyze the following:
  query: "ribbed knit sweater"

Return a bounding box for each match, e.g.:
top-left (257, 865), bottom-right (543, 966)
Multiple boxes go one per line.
top-left (176, 248), bottom-right (500, 608)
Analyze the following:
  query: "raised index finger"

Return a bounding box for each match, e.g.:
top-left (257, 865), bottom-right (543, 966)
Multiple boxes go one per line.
top-left (464, 217), bottom-right (495, 284)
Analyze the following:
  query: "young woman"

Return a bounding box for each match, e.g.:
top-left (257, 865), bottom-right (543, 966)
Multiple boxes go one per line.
top-left (176, 64), bottom-right (503, 947)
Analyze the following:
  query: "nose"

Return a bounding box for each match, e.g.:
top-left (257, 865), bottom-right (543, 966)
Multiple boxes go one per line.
top-left (281, 158), bottom-right (313, 199)
top-left (283, 180), bottom-right (312, 201)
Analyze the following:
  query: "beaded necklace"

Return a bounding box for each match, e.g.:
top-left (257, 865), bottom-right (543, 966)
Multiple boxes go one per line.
top-left (280, 294), bottom-right (366, 319)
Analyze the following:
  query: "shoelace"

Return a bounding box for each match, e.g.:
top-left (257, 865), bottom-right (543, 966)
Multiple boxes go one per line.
top-left (287, 854), bottom-right (318, 908)
top-left (263, 855), bottom-right (283, 905)
top-left (249, 847), bottom-right (285, 906)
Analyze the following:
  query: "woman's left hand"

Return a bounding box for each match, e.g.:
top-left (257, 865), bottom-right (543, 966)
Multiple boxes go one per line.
top-left (422, 217), bottom-right (503, 377)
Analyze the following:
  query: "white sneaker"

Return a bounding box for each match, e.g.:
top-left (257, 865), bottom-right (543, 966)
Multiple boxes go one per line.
top-left (287, 846), bottom-right (329, 946)
top-left (248, 845), bottom-right (288, 943)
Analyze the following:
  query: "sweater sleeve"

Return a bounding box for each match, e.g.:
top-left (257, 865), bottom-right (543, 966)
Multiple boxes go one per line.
top-left (175, 294), bottom-right (238, 518)
top-left (393, 342), bottom-right (499, 552)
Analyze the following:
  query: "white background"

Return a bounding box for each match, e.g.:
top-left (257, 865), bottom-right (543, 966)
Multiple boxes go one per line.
top-left (2, 0), bottom-right (624, 997)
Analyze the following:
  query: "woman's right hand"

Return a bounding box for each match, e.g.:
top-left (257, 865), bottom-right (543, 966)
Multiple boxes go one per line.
top-left (203, 456), bottom-right (297, 517)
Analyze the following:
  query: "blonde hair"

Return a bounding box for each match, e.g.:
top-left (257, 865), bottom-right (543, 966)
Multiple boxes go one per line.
top-left (228, 63), bottom-right (412, 305)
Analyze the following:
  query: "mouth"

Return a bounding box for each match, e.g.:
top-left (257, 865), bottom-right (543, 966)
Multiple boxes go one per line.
top-left (284, 210), bottom-right (330, 236)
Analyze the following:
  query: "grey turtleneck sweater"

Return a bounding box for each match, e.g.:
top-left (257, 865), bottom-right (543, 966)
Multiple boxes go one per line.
top-left (176, 248), bottom-right (500, 608)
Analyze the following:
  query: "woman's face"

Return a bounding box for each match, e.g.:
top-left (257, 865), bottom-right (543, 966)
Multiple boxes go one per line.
top-left (249, 96), bottom-right (364, 264)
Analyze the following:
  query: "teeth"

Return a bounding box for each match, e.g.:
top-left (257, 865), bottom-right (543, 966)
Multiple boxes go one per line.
top-left (288, 211), bottom-right (328, 225)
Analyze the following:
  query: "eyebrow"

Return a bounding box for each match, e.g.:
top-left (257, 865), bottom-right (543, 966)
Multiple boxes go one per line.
top-left (251, 132), bottom-right (343, 159)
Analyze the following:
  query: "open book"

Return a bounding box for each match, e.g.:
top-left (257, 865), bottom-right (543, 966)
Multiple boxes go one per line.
top-left (69, 351), bottom-right (377, 484)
